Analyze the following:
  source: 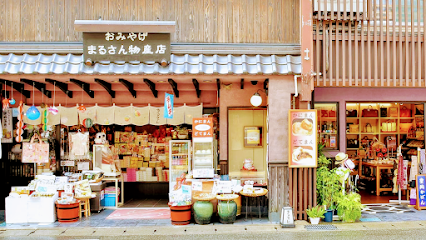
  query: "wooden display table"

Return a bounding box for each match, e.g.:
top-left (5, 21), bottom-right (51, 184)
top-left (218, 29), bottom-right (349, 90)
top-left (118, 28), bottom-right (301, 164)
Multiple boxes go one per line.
top-left (103, 175), bottom-right (124, 208)
top-left (360, 162), bottom-right (394, 196)
top-left (239, 189), bottom-right (268, 219)
top-left (75, 197), bottom-right (92, 217)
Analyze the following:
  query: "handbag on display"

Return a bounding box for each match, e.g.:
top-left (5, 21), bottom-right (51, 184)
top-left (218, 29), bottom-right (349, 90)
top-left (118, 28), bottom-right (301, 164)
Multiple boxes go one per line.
top-left (22, 133), bottom-right (49, 163)
top-left (349, 124), bottom-right (359, 133)
top-left (386, 136), bottom-right (397, 151)
top-left (362, 105), bottom-right (379, 117)
top-left (361, 136), bottom-right (371, 148)
top-left (389, 107), bottom-right (398, 117)
top-left (364, 123), bottom-right (373, 133)
top-left (346, 109), bottom-right (358, 117)
top-left (400, 106), bottom-right (412, 117)
top-left (380, 106), bottom-right (387, 117)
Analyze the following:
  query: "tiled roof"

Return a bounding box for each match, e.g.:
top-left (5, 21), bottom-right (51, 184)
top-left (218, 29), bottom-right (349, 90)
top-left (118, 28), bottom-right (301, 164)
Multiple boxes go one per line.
top-left (0, 53), bottom-right (301, 75)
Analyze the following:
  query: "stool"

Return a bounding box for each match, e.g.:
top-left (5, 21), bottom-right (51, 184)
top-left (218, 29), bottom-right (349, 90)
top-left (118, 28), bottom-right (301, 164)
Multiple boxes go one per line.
top-left (76, 197), bottom-right (91, 218)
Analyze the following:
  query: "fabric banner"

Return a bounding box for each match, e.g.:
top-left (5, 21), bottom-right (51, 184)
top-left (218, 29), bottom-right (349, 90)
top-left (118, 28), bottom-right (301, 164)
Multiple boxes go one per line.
top-left (420, 149), bottom-right (426, 174)
top-left (78, 106), bottom-right (97, 125)
top-left (166, 106), bottom-right (185, 125)
top-left (184, 104), bottom-right (203, 124)
top-left (114, 106), bottom-right (133, 125)
top-left (23, 105), bottom-right (43, 125)
top-left (58, 106), bottom-right (78, 126)
top-left (47, 107), bottom-right (61, 126)
top-left (410, 155), bottom-right (418, 182)
top-left (149, 106), bottom-right (166, 126)
top-left (131, 106), bottom-right (150, 126)
top-left (95, 106), bottom-right (115, 125)
top-left (1, 109), bottom-right (13, 143)
top-left (164, 93), bottom-right (174, 119)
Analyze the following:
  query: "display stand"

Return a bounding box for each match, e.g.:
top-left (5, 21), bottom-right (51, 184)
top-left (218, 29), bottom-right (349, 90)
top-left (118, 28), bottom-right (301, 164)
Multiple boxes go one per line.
top-left (103, 175), bottom-right (124, 209)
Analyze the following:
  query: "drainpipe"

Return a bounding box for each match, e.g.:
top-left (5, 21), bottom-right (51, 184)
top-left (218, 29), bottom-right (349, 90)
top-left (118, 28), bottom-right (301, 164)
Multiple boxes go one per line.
top-left (293, 75), bottom-right (302, 109)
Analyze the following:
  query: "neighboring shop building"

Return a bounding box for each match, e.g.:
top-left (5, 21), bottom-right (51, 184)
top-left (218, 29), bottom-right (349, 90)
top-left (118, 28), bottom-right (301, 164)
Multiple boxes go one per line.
top-left (0, 0), bottom-right (305, 222)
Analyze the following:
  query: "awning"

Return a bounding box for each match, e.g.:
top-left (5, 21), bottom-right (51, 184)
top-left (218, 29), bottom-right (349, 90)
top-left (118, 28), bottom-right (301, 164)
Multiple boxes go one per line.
top-left (0, 53), bottom-right (301, 75)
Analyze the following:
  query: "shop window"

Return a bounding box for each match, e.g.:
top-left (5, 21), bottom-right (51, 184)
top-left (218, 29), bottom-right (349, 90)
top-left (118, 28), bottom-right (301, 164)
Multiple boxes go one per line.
top-left (314, 103), bottom-right (339, 150)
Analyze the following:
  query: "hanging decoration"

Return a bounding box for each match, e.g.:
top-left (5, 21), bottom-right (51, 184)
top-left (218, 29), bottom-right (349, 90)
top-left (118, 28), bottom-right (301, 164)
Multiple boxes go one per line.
top-left (9, 82), bottom-right (15, 105)
top-left (26, 83), bottom-right (40, 120)
top-left (15, 101), bottom-right (24, 143)
top-left (49, 82), bottom-right (59, 115)
top-left (2, 81), bottom-right (9, 110)
top-left (82, 118), bottom-right (93, 128)
top-left (77, 84), bottom-right (86, 113)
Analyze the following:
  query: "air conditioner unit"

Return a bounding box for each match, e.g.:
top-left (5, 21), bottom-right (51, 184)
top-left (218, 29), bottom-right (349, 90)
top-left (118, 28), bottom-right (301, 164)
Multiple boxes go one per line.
top-left (314, 0), bottom-right (365, 14)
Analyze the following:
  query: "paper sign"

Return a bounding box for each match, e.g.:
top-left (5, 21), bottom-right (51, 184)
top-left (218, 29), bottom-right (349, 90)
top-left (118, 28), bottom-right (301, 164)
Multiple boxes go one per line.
top-left (61, 160), bottom-right (75, 167)
top-left (64, 184), bottom-right (73, 194)
top-left (216, 181), bottom-right (233, 194)
top-left (164, 93), bottom-right (174, 119)
top-left (77, 162), bottom-right (90, 171)
top-left (192, 117), bottom-right (213, 138)
top-left (182, 184), bottom-right (191, 195)
top-left (416, 175), bottom-right (426, 210)
top-left (192, 181), bottom-right (202, 191)
top-left (288, 109), bottom-right (318, 168)
top-left (2, 109), bottom-right (13, 143)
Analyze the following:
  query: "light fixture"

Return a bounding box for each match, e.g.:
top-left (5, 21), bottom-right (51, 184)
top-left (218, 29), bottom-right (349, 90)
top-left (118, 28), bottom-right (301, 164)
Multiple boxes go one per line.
top-left (250, 89), bottom-right (266, 107)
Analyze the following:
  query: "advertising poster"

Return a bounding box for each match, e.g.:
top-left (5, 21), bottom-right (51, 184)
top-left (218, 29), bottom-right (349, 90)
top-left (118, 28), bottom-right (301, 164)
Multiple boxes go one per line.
top-left (288, 109), bottom-right (317, 168)
top-left (192, 117), bottom-right (213, 138)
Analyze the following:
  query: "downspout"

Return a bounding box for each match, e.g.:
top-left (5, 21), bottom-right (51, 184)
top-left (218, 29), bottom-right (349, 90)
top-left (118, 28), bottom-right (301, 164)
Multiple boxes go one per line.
top-left (293, 75), bottom-right (302, 109)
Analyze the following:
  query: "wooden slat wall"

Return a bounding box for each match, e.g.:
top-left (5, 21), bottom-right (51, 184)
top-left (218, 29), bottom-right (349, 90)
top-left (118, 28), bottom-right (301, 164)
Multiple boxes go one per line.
top-left (288, 167), bottom-right (316, 220)
top-left (313, 0), bottom-right (426, 87)
top-left (268, 163), bottom-right (290, 216)
top-left (0, 0), bottom-right (300, 44)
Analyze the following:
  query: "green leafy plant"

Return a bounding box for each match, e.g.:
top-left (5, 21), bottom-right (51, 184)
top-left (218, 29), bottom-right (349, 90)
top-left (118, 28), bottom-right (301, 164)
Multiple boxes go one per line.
top-left (336, 192), bottom-right (364, 223)
top-left (306, 205), bottom-right (326, 219)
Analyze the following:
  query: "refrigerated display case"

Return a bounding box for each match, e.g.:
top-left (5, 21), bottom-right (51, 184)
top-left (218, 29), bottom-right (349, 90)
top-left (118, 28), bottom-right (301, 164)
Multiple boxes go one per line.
top-left (192, 138), bottom-right (214, 178)
top-left (169, 140), bottom-right (191, 193)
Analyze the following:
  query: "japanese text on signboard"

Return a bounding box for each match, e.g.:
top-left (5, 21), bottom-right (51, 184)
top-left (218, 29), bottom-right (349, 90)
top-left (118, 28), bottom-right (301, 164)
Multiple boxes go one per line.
top-left (83, 32), bottom-right (170, 63)
top-left (192, 118), bottom-right (213, 138)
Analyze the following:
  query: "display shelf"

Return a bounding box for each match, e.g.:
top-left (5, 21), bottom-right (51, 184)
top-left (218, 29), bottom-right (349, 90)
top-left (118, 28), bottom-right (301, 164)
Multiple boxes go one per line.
top-left (319, 133), bottom-right (338, 135)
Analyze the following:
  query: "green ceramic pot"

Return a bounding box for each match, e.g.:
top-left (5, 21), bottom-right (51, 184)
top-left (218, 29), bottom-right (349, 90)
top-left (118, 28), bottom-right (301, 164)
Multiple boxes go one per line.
top-left (217, 200), bottom-right (237, 224)
top-left (193, 201), bottom-right (214, 224)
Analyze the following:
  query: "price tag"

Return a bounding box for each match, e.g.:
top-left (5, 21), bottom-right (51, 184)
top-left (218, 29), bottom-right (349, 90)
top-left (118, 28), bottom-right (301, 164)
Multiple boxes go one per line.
top-left (77, 162), bottom-right (90, 171)
top-left (192, 181), bottom-right (202, 191)
top-left (61, 160), bottom-right (75, 167)
top-left (64, 184), bottom-right (73, 194)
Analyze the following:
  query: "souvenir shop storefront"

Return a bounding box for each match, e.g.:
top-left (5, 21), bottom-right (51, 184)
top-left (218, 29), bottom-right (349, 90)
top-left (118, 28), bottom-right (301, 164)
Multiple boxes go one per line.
top-left (314, 87), bottom-right (426, 205)
top-left (0, 21), bottom-right (301, 224)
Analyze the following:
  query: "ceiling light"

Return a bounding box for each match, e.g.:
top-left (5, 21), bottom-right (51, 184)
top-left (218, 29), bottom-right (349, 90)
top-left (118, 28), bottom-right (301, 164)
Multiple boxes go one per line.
top-left (203, 80), bottom-right (212, 83)
top-left (157, 80), bottom-right (166, 83)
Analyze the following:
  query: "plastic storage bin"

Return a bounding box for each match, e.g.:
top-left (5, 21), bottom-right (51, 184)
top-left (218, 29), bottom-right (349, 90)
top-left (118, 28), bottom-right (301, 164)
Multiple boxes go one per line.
top-left (102, 194), bottom-right (119, 207)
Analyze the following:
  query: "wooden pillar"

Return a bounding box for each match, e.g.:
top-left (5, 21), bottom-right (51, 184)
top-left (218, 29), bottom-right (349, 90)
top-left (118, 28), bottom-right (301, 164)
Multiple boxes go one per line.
top-left (301, 0), bottom-right (314, 102)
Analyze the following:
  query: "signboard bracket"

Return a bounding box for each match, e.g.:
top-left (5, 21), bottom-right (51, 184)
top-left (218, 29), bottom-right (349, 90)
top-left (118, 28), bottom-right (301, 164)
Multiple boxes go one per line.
top-left (20, 78), bottom-right (52, 98)
top-left (216, 79), bottom-right (220, 98)
top-left (45, 78), bottom-right (73, 98)
top-left (143, 78), bottom-right (158, 98)
top-left (119, 79), bottom-right (137, 98)
top-left (0, 79), bottom-right (31, 99)
top-left (95, 78), bottom-right (115, 98)
top-left (241, 79), bottom-right (244, 89)
top-left (167, 79), bottom-right (179, 98)
top-left (70, 79), bottom-right (95, 98)
top-left (192, 79), bottom-right (201, 98)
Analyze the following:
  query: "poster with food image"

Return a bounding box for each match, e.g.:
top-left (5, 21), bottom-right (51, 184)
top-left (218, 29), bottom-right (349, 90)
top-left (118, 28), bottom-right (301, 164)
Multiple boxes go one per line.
top-left (288, 109), bottom-right (317, 168)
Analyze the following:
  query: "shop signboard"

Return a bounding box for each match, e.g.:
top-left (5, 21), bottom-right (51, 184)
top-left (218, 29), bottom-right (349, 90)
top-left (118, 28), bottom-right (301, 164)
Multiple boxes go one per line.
top-left (83, 32), bottom-right (170, 63)
top-left (415, 174), bottom-right (426, 210)
top-left (2, 109), bottom-right (13, 143)
top-left (288, 109), bottom-right (317, 168)
top-left (192, 117), bottom-right (213, 138)
top-left (164, 93), bottom-right (174, 119)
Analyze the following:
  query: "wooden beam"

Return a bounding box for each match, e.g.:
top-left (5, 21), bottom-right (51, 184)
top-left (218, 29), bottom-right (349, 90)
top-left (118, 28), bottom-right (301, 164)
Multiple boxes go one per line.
top-left (0, 80), bottom-right (31, 98)
top-left (264, 78), bottom-right (269, 95)
top-left (118, 78), bottom-right (136, 99)
top-left (216, 79), bottom-right (220, 98)
top-left (192, 79), bottom-right (201, 98)
top-left (45, 78), bottom-right (73, 98)
top-left (70, 79), bottom-right (94, 98)
top-left (94, 78), bottom-right (115, 98)
top-left (143, 79), bottom-right (158, 98)
top-left (240, 78), bottom-right (244, 89)
top-left (20, 79), bottom-right (51, 98)
top-left (74, 20), bottom-right (176, 33)
top-left (168, 79), bottom-right (179, 98)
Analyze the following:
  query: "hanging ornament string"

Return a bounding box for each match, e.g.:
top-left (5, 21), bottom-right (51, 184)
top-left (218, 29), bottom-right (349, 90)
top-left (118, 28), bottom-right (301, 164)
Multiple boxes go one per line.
top-left (48, 82), bottom-right (59, 115)
top-left (9, 82), bottom-right (15, 105)
top-left (2, 81), bottom-right (9, 110)
top-left (77, 83), bottom-right (86, 113)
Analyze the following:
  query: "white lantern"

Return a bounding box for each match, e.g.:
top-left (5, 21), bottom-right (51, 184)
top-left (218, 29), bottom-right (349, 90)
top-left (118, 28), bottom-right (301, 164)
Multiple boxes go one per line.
top-left (250, 92), bottom-right (262, 107)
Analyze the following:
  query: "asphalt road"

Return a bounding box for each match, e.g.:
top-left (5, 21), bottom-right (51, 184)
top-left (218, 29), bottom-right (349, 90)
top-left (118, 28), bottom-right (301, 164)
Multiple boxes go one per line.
top-left (0, 227), bottom-right (426, 240)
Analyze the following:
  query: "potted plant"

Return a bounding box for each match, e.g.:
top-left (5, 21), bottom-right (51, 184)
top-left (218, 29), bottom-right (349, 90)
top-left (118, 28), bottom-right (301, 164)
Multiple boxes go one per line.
top-left (336, 192), bottom-right (364, 223)
top-left (306, 205), bottom-right (326, 224)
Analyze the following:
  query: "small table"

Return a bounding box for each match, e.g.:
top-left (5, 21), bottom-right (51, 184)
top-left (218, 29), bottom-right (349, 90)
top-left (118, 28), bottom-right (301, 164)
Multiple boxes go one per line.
top-left (361, 162), bottom-right (394, 196)
top-left (239, 189), bottom-right (268, 219)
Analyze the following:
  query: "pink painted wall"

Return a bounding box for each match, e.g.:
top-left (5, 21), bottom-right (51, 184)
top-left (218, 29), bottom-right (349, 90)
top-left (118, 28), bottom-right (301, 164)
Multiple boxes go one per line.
top-left (219, 81), bottom-right (268, 161)
top-left (314, 87), bottom-right (426, 154)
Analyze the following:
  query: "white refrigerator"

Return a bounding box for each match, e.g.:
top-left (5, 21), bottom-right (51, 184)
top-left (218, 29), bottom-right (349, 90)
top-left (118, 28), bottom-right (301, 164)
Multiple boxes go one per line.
top-left (192, 137), bottom-right (215, 178)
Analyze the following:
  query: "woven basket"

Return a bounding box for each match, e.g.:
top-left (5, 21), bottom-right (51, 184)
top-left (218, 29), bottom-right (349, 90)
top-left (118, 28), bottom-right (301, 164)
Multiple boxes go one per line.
top-left (239, 189), bottom-right (268, 197)
top-left (193, 194), bottom-right (216, 201)
top-left (216, 194), bottom-right (239, 201)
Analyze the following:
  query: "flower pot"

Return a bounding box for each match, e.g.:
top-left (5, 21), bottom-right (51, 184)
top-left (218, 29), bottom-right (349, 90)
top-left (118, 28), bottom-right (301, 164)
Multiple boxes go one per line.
top-left (168, 203), bottom-right (192, 225)
top-left (324, 209), bottom-right (333, 222)
top-left (217, 200), bottom-right (237, 224)
top-left (193, 200), bottom-right (214, 225)
top-left (309, 217), bottom-right (320, 225)
top-left (56, 202), bottom-right (80, 222)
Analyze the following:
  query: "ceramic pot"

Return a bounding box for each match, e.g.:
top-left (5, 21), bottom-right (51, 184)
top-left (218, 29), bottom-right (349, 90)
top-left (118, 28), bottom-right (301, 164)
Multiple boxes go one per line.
top-left (309, 217), bottom-right (320, 225)
top-left (217, 200), bottom-right (237, 224)
top-left (193, 201), bottom-right (214, 224)
top-left (324, 209), bottom-right (333, 222)
top-left (168, 203), bottom-right (192, 225)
